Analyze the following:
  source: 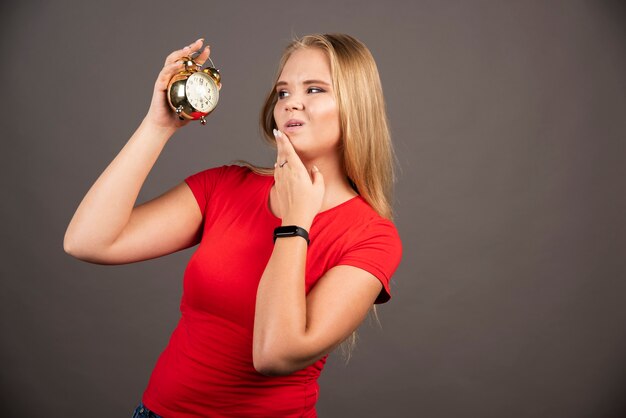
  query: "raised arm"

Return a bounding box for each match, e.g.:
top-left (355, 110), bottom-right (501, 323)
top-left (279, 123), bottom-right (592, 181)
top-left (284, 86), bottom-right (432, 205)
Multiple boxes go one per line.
top-left (253, 130), bottom-right (388, 376)
top-left (64, 38), bottom-right (211, 264)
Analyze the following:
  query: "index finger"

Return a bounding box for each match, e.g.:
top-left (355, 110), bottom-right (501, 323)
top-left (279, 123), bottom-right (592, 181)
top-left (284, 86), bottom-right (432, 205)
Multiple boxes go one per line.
top-left (164, 38), bottom-right (205, 64)
top-left (273, 129), bottom-right (294, 161)
top-left (194, 45), bottom-right (212, 67)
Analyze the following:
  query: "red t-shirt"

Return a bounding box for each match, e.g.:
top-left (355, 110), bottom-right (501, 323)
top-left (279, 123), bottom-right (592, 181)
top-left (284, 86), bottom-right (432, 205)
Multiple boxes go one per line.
top-left (142, 165), bottom-right (402, 417)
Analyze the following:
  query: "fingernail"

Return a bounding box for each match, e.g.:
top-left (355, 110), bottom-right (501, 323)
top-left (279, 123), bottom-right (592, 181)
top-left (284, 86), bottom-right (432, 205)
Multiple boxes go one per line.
top-left (312, 165), bottom-right (319, 172)
top-left (198, 38), bottom-right (204, 43)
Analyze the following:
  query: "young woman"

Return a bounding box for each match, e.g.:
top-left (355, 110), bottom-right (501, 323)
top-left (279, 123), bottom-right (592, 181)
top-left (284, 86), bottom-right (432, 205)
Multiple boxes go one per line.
top-left (65, 33), bottom-right (402, 418)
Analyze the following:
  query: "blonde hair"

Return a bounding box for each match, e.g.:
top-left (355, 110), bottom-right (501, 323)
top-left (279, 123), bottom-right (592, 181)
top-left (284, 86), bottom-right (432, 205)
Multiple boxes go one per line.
top-left (250, 33), bottom-right (396, 220)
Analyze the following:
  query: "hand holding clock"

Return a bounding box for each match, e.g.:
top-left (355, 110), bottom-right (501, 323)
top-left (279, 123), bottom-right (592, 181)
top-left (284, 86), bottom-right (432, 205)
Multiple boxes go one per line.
top-left (144, 38), bottom-right (213, 130)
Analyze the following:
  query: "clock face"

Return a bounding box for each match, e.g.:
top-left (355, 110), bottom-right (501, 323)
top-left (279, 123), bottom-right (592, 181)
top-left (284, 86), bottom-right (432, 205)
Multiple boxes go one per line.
top-left (185, 72), bottom-right (219, 113)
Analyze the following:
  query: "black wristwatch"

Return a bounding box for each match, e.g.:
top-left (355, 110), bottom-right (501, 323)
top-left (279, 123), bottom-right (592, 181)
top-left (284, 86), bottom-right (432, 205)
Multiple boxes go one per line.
top-left (273, 225), bottom-right (310, 245)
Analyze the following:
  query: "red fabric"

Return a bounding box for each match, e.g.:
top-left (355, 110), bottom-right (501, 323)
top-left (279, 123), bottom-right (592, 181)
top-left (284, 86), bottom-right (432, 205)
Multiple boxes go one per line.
top-left (142, 165), bottom-right (402, 417)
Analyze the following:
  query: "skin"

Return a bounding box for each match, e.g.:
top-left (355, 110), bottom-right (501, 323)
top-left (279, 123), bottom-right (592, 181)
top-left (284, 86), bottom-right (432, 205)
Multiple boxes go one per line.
top-left (64, 40), bottom-right (383, 377)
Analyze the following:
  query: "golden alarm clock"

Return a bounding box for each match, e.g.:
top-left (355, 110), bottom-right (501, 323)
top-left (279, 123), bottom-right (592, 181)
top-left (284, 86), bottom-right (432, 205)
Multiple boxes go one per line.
top-left (167, 56), bottom-right (221, 125)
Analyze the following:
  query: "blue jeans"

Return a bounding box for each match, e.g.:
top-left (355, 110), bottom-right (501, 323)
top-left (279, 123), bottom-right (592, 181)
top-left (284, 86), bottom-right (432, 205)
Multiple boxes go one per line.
top-left (132, 402), bottom-right (163, 418)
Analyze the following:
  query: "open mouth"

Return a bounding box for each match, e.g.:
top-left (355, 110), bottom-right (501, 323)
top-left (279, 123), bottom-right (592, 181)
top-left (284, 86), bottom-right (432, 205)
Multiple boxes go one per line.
top-left (285, 119), bottom-right (305, 129)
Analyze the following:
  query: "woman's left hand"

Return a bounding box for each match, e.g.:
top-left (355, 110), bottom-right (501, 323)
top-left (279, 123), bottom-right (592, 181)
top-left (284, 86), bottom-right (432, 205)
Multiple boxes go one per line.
top-left (273, 129), bottom-right (325, 230)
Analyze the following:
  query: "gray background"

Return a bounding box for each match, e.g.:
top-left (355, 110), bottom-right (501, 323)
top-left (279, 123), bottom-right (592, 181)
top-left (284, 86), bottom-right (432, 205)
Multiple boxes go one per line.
top-left (1, 1), bottom-right (625, 417)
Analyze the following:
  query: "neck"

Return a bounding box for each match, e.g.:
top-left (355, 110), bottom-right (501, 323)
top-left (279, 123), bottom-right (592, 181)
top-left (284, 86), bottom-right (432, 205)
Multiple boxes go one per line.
top-left (301, 153), bottom-right (358, 211)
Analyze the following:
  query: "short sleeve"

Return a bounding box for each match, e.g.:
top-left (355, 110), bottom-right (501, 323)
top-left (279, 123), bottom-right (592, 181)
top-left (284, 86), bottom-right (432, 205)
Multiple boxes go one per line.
top-left (336, 218), bottom-right (403, 304)
top-left (184, 166), bottom-right (225, 217)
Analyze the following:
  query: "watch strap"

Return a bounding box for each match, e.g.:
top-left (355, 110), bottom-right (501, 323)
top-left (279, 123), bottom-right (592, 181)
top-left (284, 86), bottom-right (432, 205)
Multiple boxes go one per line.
top-left (273, 225), bottom-right (310, 245)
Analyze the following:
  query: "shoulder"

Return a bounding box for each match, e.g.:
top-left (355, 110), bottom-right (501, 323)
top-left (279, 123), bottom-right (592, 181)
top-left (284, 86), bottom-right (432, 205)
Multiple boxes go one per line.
top-left (185, 164), bottom-right (272, 189)
top-left (323, 198), bottom-right (402, 304)
top-left (324, 196), bottom-right (401, 244)
top-left (184, 164), bottom-right (270, 212)
top-left (342, 199), bottom-right (402, 257)
top-left (314, 197), bottom-right (403, 272)
top-left (185, 164), bottom-right (251, 182)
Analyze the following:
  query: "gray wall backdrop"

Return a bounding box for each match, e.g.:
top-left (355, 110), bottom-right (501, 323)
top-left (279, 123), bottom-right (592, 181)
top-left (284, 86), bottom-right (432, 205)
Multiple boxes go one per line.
top-left (2, 1), bottom-right (625, 417)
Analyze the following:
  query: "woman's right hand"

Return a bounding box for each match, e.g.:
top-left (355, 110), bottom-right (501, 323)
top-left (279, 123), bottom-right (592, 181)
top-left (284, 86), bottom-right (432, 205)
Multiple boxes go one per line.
top-left (143, 38), bottom-right (212, 130)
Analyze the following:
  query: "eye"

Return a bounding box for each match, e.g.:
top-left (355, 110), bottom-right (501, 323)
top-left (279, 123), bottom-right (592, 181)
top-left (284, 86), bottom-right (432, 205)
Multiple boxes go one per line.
top-left (307, 87), bottom-right (325, 94)
top-left (277, 90), bottom-right (289, 99)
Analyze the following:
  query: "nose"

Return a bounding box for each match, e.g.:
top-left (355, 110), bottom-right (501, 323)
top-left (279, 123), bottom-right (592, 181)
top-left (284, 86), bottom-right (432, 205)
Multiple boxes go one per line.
top-left (283, 96), bottom-right (304, 111)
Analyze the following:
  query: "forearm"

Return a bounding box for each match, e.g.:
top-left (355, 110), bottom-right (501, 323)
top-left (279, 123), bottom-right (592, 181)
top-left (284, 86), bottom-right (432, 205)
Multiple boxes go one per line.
top-left (64, 119), bottom-right (176, 255)
top-left (253, 220), bottom-right (313, 374)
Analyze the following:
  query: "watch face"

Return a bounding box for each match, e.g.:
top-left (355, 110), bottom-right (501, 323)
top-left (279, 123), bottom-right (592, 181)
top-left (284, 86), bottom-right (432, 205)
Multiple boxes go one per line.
top-left (186, 72), bottom-right (219, 113)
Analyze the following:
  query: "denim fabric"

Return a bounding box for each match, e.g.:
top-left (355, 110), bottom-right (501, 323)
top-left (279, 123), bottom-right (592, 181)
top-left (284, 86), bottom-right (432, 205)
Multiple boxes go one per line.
top-left (132, 402), bottom-right (163, 418)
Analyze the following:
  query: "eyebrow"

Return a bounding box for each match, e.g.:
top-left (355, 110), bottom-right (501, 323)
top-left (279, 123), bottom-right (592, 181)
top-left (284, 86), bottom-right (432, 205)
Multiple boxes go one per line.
top-left (275, 79), bottom-right (332, 88)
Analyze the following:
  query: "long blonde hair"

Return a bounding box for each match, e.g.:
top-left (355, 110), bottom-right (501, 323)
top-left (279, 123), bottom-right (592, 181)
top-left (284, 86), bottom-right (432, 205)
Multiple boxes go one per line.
top-left (249, 33), bottom-right (396, 220)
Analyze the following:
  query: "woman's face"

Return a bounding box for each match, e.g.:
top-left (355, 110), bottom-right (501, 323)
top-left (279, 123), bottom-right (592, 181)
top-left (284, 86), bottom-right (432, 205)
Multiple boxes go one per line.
top-left (273, 48), bottom-right (341, 161)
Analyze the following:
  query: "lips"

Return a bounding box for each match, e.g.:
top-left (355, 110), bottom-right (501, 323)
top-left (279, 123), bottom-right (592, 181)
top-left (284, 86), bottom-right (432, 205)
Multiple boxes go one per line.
top-left (284, 119), bottom-right (305, 128)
